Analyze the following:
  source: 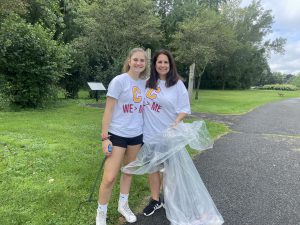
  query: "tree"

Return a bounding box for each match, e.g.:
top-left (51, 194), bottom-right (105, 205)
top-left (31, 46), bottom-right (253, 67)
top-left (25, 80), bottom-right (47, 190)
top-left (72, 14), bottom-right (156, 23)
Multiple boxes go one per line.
top-left (154, 0), bottom-right (204, 47)
top-left (69, 0), bottom-right (161, 92)
top-left (24, 0), bottom-right (64, 39)
top-left (0, 15), bottom-right (71, 108)
top-left (288, 74), bottom-right (300, 88)
top-left (171, 8), bottom-right (237, 99)
top-left (201, 0), bottom-right (227, 10)
top-left (56, 0), bottom-right (83, 43)
top-left (0, 0), bottom-right (28, 18)
top-left (207, 0), bottom-right (287, 89)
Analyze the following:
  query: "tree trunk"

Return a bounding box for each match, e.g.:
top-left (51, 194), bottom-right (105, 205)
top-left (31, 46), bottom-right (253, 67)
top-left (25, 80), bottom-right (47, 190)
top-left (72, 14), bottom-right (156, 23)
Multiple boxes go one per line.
top-left (195, 64), bottom-right (207, 100)
top-left (221, 64), bottom-right (225, 90)
top-left (146, 48), bottom-right (151, 79)
top-left (195, 74), bottom-right (203, 100)
top-left (188, 63), bottom-right (195, 100)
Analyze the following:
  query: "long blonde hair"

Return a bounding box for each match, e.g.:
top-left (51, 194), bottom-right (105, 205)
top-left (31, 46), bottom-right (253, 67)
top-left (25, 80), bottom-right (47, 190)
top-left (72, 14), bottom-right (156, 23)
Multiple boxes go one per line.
top-left (122, 48), bottom-right (148, 79)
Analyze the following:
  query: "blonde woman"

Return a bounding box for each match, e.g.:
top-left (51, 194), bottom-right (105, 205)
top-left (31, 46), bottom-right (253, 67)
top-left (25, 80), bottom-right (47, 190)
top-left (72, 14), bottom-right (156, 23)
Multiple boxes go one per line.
top-left (96, 48), bottom-right (148, 225)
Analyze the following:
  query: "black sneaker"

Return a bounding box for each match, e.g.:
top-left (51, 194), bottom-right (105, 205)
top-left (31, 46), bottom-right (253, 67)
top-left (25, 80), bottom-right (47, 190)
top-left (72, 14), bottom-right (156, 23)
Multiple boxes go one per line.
top-left (143, 199), bottom-right (163, 216)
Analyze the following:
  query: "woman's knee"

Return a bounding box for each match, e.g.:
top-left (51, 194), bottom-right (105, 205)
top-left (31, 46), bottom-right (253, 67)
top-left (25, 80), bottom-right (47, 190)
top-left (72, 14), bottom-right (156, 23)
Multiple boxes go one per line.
top-left (101, 175), bottom-right (117, 188)
top-left (122, 172), bottom-right (133, 179)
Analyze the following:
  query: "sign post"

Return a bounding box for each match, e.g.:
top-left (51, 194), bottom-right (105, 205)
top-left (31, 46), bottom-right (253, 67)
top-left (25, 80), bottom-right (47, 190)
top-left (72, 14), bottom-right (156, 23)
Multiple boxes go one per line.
top-left (87, 82), bottom-right (106, 102)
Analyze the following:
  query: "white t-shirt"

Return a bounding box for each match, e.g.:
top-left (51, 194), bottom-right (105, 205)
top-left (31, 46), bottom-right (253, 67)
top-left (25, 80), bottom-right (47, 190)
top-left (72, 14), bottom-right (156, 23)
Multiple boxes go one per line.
top-left (107, 73), bottom-right (146, 137)
top-left (143, 79), bottom-right (191, 142)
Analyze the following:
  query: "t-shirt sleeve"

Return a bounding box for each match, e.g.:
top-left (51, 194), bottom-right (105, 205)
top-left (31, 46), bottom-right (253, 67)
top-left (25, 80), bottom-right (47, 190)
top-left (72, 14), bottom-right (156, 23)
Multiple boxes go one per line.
top-left (176, 80), bottom-right (191, 114)
top-left (106, 76), bottom-right (123, 99)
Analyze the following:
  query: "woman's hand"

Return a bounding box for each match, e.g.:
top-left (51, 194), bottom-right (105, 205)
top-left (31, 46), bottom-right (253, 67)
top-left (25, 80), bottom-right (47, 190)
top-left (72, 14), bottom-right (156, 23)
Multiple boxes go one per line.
top-left (171, 113), bottom-right (187, 128)
top-left (171, 119), bottom-right (180, 128)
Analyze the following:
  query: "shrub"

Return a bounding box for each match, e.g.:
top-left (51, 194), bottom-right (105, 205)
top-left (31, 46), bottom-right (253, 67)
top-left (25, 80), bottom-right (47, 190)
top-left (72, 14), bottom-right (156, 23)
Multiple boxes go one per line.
top-left (260, 84), bottom-right (298, 91)
top-left (0, 90), bottom-right (9, 110)
top-left (288, 75), bottom-right (300, 88)
top-left (0, 14), bottom-right (71, 108)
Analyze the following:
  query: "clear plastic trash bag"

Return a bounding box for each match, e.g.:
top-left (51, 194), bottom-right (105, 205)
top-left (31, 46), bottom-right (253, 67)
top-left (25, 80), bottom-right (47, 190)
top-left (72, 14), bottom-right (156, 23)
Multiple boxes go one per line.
top-left (122, 121), bottom-right (224, 225)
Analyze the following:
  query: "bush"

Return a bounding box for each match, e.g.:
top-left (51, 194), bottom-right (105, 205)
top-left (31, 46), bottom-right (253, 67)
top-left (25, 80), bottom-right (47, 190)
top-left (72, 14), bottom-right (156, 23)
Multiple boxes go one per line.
top-left (0, 74), bottom-right (8, 109)
top-left (0, 14), bottom-right (71, 108)
top-left (0, 91), bottom-right (9, 110)
top-left (260, 84), bottom-right (298, 91)
top-left (288, 75), bottom-right (300, 88)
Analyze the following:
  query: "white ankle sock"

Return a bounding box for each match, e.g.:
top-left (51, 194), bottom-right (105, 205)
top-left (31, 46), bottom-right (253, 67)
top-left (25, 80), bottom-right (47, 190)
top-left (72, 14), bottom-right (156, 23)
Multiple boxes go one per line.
top-left (97, 203), bottom-right (108, 214)
top-left (119, 193), bottom-right (129, 203)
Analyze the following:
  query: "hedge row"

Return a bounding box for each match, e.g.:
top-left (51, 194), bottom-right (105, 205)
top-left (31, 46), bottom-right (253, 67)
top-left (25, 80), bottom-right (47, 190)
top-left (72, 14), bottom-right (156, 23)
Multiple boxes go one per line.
top-left (260, 84), bottom-right (298, 91)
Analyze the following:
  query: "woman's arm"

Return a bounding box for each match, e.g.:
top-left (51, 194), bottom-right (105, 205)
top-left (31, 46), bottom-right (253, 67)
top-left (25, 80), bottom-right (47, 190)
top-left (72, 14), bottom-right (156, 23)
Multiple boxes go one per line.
top-left (101, 96), bottom-right (117, 155)
top-left (175, 112), bottom-right (187, 123)
top-left (172, 112), bottom-right (187, 127)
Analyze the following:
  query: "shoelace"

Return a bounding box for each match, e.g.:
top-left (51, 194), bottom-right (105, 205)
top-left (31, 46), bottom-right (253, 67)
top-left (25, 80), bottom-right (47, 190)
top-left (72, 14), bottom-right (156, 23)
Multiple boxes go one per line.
top-left (98, 210), bottom-right (106, 218)
top-left (97, 210), bottom-right (106, 223)
top-left (123, 202), bottom-right (135, 216)
top-left (153, 203), bottom-right (160, 209)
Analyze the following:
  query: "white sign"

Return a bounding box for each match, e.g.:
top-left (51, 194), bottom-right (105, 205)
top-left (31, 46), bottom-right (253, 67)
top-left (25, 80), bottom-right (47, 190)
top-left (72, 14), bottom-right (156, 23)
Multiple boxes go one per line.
top-left (87, 82), bottom-right (106, 91)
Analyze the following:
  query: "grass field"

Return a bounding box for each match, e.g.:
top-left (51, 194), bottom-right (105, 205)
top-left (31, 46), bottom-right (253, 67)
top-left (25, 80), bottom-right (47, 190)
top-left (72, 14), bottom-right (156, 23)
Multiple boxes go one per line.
top-left (190, 89), bottom-right (300, 114)
top-left (0, 89), bottom-right (299, 225)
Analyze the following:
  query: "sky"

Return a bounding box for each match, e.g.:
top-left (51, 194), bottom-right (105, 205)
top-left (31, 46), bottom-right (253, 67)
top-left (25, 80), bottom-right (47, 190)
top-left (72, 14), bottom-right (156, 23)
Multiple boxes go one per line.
top-left (240, 0), bottom-right (300, 75)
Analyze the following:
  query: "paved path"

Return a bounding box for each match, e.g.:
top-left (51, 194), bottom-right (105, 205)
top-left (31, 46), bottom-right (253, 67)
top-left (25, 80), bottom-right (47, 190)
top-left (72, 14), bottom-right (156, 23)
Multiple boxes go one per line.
top-left (124, 98), bottom-right (300, 225)
top-left (190, 112), bottom-right (241, 126)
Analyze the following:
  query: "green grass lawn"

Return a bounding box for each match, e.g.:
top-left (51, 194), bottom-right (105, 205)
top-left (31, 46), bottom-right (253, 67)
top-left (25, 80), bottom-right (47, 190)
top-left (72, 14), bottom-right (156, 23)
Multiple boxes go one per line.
top-left (1, 89), bottom-right (298, 225)
top-left (0, 99), bottom-right (228, 225)
top-left (191, 89), bottom-right (300, 114)
top-left (0, 102), bottom-right (106, 225)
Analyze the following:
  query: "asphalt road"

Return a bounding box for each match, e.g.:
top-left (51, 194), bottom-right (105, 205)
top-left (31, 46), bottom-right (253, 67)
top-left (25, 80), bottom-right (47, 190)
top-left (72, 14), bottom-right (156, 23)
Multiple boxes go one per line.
top-left (123, 98), bottom-right (300, 225)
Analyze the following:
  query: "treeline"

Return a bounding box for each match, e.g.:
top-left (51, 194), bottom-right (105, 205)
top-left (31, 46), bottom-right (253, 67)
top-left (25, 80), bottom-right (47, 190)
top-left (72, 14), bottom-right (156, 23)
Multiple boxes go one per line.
top-left (0, 0), bottom-right (286, 108)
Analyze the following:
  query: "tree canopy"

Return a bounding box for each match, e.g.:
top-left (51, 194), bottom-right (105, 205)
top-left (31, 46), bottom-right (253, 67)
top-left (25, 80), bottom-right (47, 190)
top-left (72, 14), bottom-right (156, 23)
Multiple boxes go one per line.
top-left (0, 0), bottom-right (287, 108)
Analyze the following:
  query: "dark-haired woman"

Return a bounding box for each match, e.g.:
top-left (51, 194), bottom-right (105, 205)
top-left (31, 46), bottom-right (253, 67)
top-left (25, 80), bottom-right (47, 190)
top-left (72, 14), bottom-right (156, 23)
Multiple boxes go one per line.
top-left (142, 50), bottom-right (190, 214)
top-left (123, 49), bottom-right (224, 225)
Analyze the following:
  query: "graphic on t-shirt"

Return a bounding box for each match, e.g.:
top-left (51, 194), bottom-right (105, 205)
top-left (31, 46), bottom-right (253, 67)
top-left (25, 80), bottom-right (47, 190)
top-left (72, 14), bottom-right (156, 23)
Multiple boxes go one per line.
top-left (122, 86), bottom-right (143, 113)
top-left (145, 88), bottom-right (162, 113)
top-left (146, 88), bottom-right (161, 99)
top-left (132, 86), bottom-right (142, 103)
top-left (150, 102), bottom-right (161, 112)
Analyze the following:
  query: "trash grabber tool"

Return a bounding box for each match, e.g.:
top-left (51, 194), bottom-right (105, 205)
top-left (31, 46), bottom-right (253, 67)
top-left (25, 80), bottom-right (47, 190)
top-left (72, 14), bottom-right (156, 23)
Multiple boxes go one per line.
top-left (78, 144), bottom-right (112, 211)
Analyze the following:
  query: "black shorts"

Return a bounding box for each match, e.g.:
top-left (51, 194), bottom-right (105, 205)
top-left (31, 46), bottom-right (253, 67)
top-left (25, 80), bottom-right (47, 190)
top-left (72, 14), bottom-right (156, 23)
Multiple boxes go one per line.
top-left (108, 132), bottom-right (143, 148)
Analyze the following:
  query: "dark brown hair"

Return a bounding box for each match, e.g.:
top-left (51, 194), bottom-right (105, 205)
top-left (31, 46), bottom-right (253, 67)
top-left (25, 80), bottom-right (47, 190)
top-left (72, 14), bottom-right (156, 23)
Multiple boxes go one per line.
top-left (146, 49), bottom-right (179, 89)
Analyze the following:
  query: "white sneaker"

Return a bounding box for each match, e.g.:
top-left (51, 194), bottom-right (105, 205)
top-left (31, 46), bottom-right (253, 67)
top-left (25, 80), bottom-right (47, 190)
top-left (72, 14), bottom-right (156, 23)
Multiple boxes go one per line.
top-left (118, 201), bottom-right (137, 223)
top-left (96, 210), bottom-right (107, 225)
